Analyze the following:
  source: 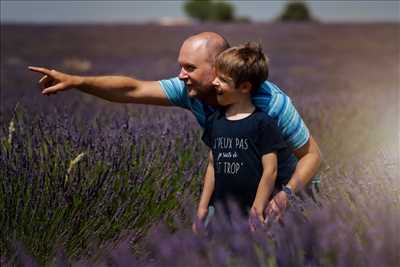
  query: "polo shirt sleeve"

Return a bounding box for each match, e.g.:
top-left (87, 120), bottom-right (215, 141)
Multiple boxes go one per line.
top-left (159, 77), bottom-right (190, 109)
top-left (270, 94), bottom-right (310, 150)
top-left (281, 97), bottom-right (310, 149)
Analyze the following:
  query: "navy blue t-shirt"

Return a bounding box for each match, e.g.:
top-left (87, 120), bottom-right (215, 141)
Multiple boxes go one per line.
top-left (202, 108), bottom-right (295, 213)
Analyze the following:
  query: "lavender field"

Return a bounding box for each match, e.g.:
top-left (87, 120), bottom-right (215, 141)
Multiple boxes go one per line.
top-left (1, 23), bottom-right (399, 266)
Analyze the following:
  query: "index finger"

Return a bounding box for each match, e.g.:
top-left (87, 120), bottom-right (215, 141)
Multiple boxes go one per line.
top-left (28, 66), bottom-right (52, 76)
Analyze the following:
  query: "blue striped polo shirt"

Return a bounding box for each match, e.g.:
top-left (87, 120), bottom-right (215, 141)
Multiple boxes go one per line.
top-left (159, 77), bottom-right (310, 150)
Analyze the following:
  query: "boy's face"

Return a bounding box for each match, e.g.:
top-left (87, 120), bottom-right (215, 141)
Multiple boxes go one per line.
top-left (212, 71), bottom-right (245, 106)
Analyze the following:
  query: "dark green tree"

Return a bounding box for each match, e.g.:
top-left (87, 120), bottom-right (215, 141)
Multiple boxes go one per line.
top-left (184, 0), bottom-right (212, 22)
top-left (280, 1), bottom-right (313, 22)
top-left (184, 0), bottom-right (235, 22)
top-left (210, 1), bottom-right (235, 21)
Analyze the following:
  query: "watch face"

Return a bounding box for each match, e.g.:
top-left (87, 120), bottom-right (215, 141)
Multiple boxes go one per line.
top-left (282, 186), bottom-right (294, 197)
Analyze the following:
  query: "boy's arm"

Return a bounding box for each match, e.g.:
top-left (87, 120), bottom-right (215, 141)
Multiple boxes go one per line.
top-left (250, 152), bottom-right (278, 223)
top-left (197, 151), bottom-right (215, 220)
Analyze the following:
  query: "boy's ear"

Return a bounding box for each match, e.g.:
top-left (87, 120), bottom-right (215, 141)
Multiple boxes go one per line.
top-left (238, 81), bottom-right (252, 93)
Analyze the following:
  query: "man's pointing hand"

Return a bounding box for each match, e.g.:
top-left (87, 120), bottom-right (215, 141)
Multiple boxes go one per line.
top-left (28, 66), bottom-right (79, 95)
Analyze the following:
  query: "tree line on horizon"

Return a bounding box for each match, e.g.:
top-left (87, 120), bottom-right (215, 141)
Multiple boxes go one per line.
top-left (183, 0), bottom-right (314, 22)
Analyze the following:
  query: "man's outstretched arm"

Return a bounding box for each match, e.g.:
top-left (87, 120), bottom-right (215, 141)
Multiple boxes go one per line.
top-left (28, 66), bottom-right (171, 105)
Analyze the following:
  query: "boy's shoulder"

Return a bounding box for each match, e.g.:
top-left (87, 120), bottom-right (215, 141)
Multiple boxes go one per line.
top-left (206, 108), bottom-right (224, 122)
top-left (253, 108), bottom-right (276, 126)
top-left (205, 108), bottom-right (277, 126)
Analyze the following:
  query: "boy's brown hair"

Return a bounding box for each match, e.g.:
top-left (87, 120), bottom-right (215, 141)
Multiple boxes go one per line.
top-left (215, 42), bottom-right (269, 91)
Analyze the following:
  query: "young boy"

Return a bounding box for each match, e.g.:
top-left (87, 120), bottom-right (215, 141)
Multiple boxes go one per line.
top-left (194, 43), bottom-right (296, 230)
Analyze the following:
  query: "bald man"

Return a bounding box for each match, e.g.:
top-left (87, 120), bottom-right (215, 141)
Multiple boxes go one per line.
top-left (29, 32), bottom-right (321, 222)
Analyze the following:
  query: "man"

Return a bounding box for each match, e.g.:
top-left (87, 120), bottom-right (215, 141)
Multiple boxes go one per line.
top-left (28, 32), bottom-right (321, 222)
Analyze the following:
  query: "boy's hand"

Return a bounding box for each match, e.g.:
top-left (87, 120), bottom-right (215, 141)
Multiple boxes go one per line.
top-left (197, 207), bottom-right (209, 220)
top-left (249, 206), bottom-right (265, 232)
top-left (192, 207), bottom-right (208, 234)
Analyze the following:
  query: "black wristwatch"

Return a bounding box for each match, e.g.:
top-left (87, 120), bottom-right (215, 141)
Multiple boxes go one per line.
top-left (282, 185), bottom-right (295, 202)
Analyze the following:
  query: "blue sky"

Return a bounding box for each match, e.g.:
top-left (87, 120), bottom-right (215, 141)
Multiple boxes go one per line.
top-left (1, 1), bottom-right (399, 23)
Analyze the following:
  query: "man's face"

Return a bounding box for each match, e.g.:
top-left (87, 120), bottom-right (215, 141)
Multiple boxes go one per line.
top-left (178, 41), bottom-right (216, 99)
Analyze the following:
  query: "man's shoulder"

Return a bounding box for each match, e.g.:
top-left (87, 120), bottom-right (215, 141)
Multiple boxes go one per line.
top-left (253, 80), bottom-right (292, 114)
top-left (254, 81), bottom-right (310, 149)
top-left (256, 80), bottom-right (288, 97)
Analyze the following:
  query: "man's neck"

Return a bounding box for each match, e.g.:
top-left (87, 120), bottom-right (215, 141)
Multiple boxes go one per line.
top-left (204, 94), bottom-right (219, 107)
top-left (225, 96), bottom-right (255, 119)
top-left (199, 87), bottom-right (220, 107)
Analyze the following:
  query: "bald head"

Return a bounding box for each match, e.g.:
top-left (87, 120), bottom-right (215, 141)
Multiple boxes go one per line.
top-left (183, 32), bottom-right (230, 63)
top-left (178, 32), bottom-right (230, 105)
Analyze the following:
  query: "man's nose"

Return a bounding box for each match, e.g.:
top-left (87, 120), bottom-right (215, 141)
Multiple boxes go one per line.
top-left (178, 68), bottom-right (188, 80)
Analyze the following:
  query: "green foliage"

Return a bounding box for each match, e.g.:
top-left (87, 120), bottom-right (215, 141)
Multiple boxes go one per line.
top-left (210, 1), bottom-right (234, 22)
top-left (184, 0), bottom-right (235, 22)
top-left (184, 0), bottom-right (211, 22)
top-left (0, 105), bottom-right (205, 266)
top-left (280, 1), bottom-right (313, 22)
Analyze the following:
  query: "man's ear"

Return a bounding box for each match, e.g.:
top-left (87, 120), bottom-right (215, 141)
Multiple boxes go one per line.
top-left (239, 81), bottom-right (252, 93)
